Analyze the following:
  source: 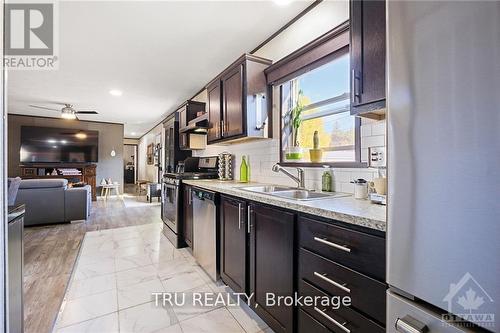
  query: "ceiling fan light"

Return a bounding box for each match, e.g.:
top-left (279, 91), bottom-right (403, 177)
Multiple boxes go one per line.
top-left (61, 111), bottom-right (76, 120)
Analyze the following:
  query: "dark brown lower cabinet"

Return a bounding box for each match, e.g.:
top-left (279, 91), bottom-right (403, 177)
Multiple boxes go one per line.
top-left (297, 308), bottom-right (330, 333)
top-left (248, 203), bottom-right (295, 333)
top-left (182, 184), bottom-right (193, 248)
top-left (299, 280), bottom-right (384, 333)
top-left (220, 195), bottom-right (247, 294)
top-left (217, 196), bottom-right (386, 333)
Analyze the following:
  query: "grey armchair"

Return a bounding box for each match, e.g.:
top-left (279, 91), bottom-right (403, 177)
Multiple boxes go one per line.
top-left (14, 179), bottom-right (91, 226)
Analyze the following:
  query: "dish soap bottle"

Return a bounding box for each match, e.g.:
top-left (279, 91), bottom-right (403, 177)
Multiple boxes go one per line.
top-left (321, 166), bottom-right (332, 192)
top-left (240, 156), bottom-right (248, 183)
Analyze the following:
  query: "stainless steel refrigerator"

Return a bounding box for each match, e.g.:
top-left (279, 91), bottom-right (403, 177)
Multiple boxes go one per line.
top-left (387, 1), bottom-right (500, 332)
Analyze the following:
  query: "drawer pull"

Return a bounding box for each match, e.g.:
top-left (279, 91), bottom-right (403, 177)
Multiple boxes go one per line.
top-left (238, 203), bottom-right (242, 230)
top-left (313, 272), bottom-right (351, 293)
top-left (314, 307), bottom-right (350, 333)
top-left (313, 237), bottom-right (351, 253)
top-left (395, 315), bottom-right (428, 333)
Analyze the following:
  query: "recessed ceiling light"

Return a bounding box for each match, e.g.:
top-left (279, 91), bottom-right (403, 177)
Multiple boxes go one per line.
top-left (75, 132), bottom-right (87, 139)
top-left (274, 0), bottom-right (291, 6)
top-left (131, 132), bottom-right (136, 136)
top-left (109, 89), bottom-right (123, 96)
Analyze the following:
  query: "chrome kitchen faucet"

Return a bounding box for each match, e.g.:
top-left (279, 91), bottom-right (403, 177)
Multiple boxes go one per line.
top-left (272, 164), bottom-right (305, 189)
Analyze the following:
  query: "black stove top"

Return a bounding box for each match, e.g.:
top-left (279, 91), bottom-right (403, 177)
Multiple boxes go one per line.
top-left (163, 172), bottom-right (218, 180)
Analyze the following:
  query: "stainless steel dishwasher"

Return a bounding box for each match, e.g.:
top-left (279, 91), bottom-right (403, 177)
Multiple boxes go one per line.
top-left (191, 187), bottom-right (218, 281)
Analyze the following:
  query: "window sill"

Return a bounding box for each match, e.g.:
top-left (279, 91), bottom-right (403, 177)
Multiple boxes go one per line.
top-left (278, 162), bottom-right (368, 168)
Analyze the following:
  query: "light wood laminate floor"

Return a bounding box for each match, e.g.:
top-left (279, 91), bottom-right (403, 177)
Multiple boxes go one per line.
top-left (23, 186), bottom-right (162, 333)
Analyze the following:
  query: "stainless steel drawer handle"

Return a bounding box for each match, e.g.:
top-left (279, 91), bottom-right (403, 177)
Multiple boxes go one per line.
top-left (395, 316), bottom-right (428, 333)
top-left (313, 272), bottom-right (351, 293)
top-left (247, 207), bottom-right (252, 234)
top-left (314, 307), bottom-right (350, 333)
top-left (313, 237), bottom-right (351, 253)
top-left (238, 203), bottom-right (242, 230)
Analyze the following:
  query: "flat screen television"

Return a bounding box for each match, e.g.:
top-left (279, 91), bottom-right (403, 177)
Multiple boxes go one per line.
top-left (20, 126), bottom-right (99, 163)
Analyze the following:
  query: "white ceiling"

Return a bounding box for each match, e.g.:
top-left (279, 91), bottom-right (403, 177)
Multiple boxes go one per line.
top-left (7, 0), bottom-right (312, 138)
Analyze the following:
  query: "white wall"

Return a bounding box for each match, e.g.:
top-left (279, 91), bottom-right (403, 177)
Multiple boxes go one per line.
top-left (138, 123), bottom-right (163, 182)
top-left (253, 1), bottom-right (349, 61)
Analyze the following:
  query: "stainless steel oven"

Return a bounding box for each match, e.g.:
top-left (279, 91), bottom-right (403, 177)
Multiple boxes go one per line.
top-left (161, 156), bottom-right (219, 248)
top-left (162, 177), bottom-right (180, 234)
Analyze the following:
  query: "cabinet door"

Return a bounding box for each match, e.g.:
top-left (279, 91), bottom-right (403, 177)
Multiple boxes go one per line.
top-left (183, 185), bottom-right (193, 248)
top-left (178, 106), bottom-right (187, 130)
top-left (249, 203), bottom-right (294, 333)
top-left (207, 81), bottom-right (222, 143)
top-left (350, 0), bottom-right (386, 112)
top-left (220, 196), bottom-right (247, 294)
top-left (222, 65), bottom-right (244, 138)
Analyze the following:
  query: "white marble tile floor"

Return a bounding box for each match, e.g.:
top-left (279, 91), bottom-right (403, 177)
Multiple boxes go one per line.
top-left (53, 223), bottom-right (273, 333)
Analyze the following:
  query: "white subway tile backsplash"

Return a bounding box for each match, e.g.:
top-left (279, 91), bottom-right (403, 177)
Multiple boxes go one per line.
top-left (361, 135), bottom-right (385, 149)
top-left (191, 119), bottom-right (386, 195)
top-left (361, 148), bottom-right (369, 163)
top-left (371, 121), bottom-right (386, 136)
top-left (341, 182), bottom-right (355, 193)
top-left (361, 124), bottom-right (372, 137)
top-left (334, 171), bottom-right (351, 182)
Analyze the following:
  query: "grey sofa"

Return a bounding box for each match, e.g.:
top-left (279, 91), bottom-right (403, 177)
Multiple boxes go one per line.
top-left (14, 179), bottom-right (91, 226)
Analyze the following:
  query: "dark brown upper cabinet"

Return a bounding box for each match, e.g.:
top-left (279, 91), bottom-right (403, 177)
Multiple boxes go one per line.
top-left (350, 0), bottom-right (386, 118)
top-left (249, 203), bottom-right (295, 333)
top-left (207, 80), bottom-right (222, 142)
top-left (220, 195), bottom-right (247, 294)
top-left (207, 54), bottom-right (272, 145)
top-left (222, 65), bottom-right (244, 138)
top-left (176, 100), bottom-right (206, 132)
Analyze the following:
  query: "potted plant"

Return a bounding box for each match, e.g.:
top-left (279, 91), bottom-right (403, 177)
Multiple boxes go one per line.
top-left (285, 90), bottom-right (304, 160)
top-left (309, 130), bottom-right (323, 163)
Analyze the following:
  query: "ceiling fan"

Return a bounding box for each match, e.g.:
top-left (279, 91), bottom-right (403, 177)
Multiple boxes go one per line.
top-left (29, 103), bottom-right (98, 120)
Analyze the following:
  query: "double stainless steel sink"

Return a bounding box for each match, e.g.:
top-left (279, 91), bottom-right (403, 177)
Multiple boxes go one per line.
top-left (240, 185), bottom-right (350, 201)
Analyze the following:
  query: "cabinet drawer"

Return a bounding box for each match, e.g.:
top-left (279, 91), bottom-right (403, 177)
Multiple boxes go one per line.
top-left (299, 248), bottom-right (386, 324)
top-left (297, 308), bottom-right (331, 333)
top-left (298, 216), bottom-right (385, 280)
top-left (299, 280), bottom-right (384, 333)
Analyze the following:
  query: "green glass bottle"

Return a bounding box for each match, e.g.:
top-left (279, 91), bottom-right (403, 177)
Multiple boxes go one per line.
top-left (240, 156), bottom-right (248, 183)
top-left (322, 167), bottom-right (332, 192)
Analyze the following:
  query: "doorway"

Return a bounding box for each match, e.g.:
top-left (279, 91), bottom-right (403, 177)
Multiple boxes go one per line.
top-left (123, 144), bottom-right (137, 188)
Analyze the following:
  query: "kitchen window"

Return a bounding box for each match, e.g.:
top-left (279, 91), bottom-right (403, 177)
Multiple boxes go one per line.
top-left (265, 22), bottom-right (363, 167)
top-left (280, 50), bottom-right (360, 166)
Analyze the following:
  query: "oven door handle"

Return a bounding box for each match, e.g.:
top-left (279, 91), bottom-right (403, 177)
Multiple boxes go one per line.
top-left (163, 182), bottom-right (178, 203)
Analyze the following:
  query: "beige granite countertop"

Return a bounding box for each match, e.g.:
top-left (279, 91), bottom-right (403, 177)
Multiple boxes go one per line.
top-left (183, 180), bottom-right (386, 232)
